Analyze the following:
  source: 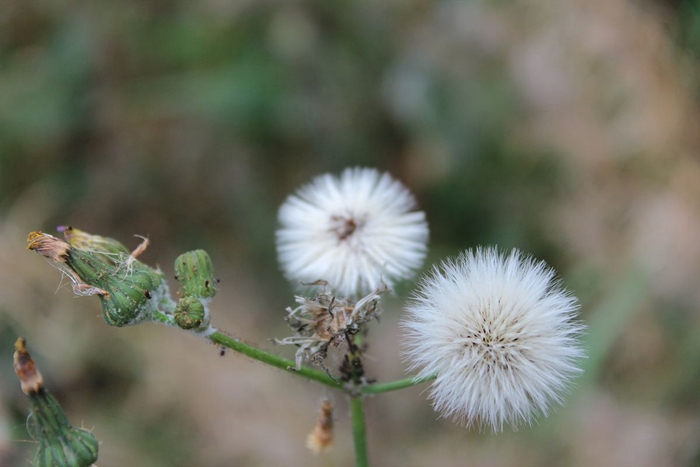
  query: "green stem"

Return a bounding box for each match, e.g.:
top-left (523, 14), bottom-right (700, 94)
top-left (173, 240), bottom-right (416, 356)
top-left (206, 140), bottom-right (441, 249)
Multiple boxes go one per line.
top-left (208, 331), bottom-right (343, 390)
top-left (350, 395), bottom-right (368, 467)
top-left (362, 373), bottom-right (437, 394)
top-left (151, 309), bottom-right (177, 326)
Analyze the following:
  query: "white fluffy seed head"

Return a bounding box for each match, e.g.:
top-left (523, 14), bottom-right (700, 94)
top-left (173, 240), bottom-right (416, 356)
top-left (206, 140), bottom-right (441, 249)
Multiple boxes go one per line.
top-left (276, 168), bottom-right (429, 298)
top-left (402, 247), bottom-right (585, 432)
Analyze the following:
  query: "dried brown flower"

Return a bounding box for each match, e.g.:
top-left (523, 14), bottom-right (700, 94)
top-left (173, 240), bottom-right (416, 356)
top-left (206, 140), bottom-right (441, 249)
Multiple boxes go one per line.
top-left (306, 399), bottom-right (334, 455)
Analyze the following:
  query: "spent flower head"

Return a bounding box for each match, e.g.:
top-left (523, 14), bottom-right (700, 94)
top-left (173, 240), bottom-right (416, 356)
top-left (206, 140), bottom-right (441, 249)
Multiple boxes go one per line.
top-left (402, 248), bottom-right (585, 431)
top-left (274, 281), bottom-right (386, 371)
top-left (276, 167), bottom-right (429, 298)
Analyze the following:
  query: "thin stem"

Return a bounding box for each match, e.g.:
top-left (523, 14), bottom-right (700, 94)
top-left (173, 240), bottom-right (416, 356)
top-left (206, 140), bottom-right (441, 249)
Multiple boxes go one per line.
top-left (208, 331), bottom-right (343, 390)
top-left (362, 373), bottom-right (437, 394)
top-left (350, 395), bottom-right (368, 467)
top-left (345, 332), bottom-right (369, 466)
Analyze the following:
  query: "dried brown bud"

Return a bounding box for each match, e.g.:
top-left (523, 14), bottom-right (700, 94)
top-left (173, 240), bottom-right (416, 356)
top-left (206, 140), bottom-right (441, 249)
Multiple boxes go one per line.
top-left (13, 337), bottom-right (44, 395)
top-left (306, 399), bottom-right (334, 455)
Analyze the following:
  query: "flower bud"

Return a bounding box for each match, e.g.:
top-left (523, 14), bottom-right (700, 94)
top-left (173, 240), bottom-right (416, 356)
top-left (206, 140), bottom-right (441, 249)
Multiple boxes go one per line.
top-left (32, 426), bottom-right (99, 467)
top-left (174, 250), bottom-right (217, 299)
top-left (174, 296), bottom-right (206, 330)
top-left (14, 338), bottom-right (99, 467)
top-left (68, 247), bottom-right (169, 327)
top-left (28, 231), bottom-right (173, 327)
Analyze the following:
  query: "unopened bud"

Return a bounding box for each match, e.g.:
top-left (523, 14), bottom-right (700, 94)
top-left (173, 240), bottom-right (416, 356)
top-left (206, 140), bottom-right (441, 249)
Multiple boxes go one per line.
top-left (28, 230), bottom-right (173, 327)
top-left (32, 425), bottom-right (99, 467)
top-left (174, 296), bottom-right (206, 330)
top-left (14, 338), bottom-right (99, 467)
top-left (68, 247), bottom-right (169, 327)
top-left (174, 250), bottom-right (217, 299)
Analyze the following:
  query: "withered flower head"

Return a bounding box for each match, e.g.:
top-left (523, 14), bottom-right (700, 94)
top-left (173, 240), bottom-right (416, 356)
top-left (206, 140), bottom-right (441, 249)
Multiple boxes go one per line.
top-left (27, 231), bottom-right (70, 264)
top-left (274, 281), bottom-right (387, 370)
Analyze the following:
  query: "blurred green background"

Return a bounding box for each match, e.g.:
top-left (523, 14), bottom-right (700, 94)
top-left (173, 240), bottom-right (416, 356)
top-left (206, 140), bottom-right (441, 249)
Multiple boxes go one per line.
top-left (2, 0), bottom-right (700, 466)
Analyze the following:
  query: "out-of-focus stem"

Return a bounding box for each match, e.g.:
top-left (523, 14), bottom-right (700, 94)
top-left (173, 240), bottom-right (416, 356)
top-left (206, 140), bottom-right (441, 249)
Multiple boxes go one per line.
top-left (208, 331), bottom-right (343, 390)
top-left (343, 332), bottom-right (369, 466)
top-left (350, 395), bottom-right (368, 467)
top-left (362, 373), bottom-right (437, 394)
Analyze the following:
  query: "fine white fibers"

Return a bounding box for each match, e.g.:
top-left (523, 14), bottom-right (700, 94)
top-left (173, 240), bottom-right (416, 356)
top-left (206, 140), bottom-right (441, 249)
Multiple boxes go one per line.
top-left (277, 168), bottom-right (429, 298)
top-left (402, 248), bottom-right (585, 431)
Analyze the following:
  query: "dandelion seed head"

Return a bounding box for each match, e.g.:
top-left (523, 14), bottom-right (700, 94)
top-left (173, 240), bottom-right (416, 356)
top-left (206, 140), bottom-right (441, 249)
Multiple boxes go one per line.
top-left (402, 247), bottom-right (585, 431)
top-left (277, 168), bottom-right (429, 297)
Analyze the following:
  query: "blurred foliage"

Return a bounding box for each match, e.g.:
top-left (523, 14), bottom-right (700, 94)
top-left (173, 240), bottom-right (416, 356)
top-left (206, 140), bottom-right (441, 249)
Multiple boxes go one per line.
top-left (2, 0), bottom-right (700, 466)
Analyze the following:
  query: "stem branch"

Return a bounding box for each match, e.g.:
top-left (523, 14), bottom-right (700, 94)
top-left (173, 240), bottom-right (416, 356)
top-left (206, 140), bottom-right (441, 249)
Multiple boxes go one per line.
top-left (208, 331), bottom-right (342, 390)
top-left (362, 373), bottom-right (437, 394)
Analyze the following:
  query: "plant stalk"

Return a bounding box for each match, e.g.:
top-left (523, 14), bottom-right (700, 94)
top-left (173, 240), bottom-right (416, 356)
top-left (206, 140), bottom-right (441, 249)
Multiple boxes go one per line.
top-left (208, 331), bottom-right (342, 390)
top-left (350, 395), bottom-right (368, 467)
top-left (362, 373), bottom-right (437, 394)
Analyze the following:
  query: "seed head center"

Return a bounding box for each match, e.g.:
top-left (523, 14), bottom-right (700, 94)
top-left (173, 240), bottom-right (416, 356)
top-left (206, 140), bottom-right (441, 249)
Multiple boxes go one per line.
top-left (463, 322), bottom-right (521, 367)
top-left (330, 215), bottom-right (363, 242)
